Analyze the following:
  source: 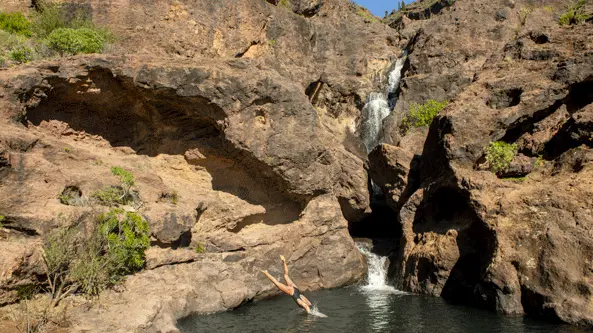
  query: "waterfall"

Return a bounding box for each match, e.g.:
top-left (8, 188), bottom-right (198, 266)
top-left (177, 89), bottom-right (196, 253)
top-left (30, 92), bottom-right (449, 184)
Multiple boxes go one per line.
top-left (359, 52), bottom-right (407, 154)
top-left (356, 243), bottom-right (402, 293)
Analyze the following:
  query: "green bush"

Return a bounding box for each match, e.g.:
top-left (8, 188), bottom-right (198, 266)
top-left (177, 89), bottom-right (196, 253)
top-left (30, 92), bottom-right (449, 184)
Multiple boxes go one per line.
top-left (111, 166), bottom-right (135, 202)
top-left (111, 166), bottom-right (135, 190)
top-left (31, 1), bottom-right (96, 38)
top-left (31, 2), bottom-right (66, 38)
top-left (195, 243), bottom-right (206, 253)
top-left (485, 141), bottom-right (518, 174)
top-left (0, 4), bottom-right (114, 64)
top-left (42, 226), bottom-right (77, 304)
top-left (0, 12), bottom-right (33, 37)
top-left (559, 0), bottom-right (591, 25)
top-left (42, 209), bottom-right (150, 302)
top-left (0, 31), bottom-right (34, 63)
top-left (91, 186), bottom-right (127, 206)
top-left (98, 209), bottom-right (150, 274)
top-left (46, 27), bottom-right (108, 55)
top-left (0, 215), bottom-right (5, 228)
top-left (91, 167), bottom-right (136, 206)
top-left (9, 43), bottom-right (34, 63)
top-left (401, 99), bottom-right (448, 132)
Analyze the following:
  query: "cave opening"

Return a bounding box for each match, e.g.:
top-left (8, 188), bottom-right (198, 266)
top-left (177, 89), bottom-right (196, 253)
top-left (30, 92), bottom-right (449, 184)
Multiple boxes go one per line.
top-left (348, 175), bottom-right (402, 260)
top-left (24, 68), bottom-right (304, 226)
top-left (487, 87), bottom-right (523, 109)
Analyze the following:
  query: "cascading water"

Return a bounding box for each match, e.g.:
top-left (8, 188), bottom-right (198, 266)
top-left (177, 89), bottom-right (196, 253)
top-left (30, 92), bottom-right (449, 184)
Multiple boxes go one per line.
top-left (360, 93), bottom-right (391, 153)
top-left (356, 243), bottom-right (403, 293)
top-left (356, 243), bottom-right (406, 332)
top-left (359, 52), bottom-right (407, 154)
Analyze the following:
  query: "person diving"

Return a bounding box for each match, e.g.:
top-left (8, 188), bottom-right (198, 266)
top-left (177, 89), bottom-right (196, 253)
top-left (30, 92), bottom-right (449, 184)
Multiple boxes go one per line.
top-left (261, 255), bottom-right (313, 314)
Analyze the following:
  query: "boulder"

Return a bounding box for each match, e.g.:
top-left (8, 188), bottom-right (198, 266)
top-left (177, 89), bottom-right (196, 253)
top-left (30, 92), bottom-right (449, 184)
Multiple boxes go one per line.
top-left (368, 144), bottom-right (419, 211)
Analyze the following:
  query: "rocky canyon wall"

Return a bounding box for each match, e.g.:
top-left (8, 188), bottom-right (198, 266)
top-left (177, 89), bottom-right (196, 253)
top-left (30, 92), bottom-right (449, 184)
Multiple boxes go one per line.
top-left (0, 0), bottom-right (406, 331)
top-left (371, 0), bottom-right (593, 327)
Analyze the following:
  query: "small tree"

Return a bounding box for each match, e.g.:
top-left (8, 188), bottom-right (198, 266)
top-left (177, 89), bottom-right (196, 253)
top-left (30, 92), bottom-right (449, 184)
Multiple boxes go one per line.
top-left (93, 166), bottom-right (136, 206)
top-left (41, 227), bottom-right (78, 306)
top-left (110, 166), bottom-right (135, 200)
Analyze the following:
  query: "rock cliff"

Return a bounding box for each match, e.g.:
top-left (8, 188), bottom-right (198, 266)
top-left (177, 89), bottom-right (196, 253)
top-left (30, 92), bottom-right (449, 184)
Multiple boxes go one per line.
top-left (0, 0), bottom-right (592, 330)
top-left (371, 0), bottom-right (593, 327)
top-left (0, 0), bottom-right (403, 330)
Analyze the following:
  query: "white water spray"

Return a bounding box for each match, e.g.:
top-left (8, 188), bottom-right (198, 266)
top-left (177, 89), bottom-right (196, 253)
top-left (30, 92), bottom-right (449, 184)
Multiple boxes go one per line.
top-left (356, 243), bottom-right (406, 294)
top-left (357, 244), bottom-right (395, 292)
top-left (359, 53), bottom-right (407, 153)
top-left (387, 56), bottom-right (405, 98)
top-left (308, 306), bottom-right (328, 318)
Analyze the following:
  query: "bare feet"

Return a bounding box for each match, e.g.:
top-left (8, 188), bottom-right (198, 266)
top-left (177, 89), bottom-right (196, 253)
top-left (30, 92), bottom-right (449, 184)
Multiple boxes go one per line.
top-left (261, 269), bottom-right (268, 274)
top-left (280, 255), bottom-right (286, 262)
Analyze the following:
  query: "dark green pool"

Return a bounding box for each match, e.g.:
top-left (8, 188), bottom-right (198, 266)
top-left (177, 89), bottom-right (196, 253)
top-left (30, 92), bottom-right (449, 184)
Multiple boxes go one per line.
top-left (176, 287), bottom-right (582, 333)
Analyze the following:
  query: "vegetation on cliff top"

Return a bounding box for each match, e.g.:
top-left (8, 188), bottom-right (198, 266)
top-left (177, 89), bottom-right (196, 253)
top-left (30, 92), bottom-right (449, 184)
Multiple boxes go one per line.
top-left (0, 12), bottom-right (33, 36)
top-left (0, 1), bottom-right (113, 65)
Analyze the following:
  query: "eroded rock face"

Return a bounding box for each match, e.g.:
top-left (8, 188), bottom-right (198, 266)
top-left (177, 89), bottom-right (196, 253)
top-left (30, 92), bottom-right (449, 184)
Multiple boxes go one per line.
top-left (69, 195), bottom-right (364, 333)
top-left (0, 54), bottom-right (366, 331)
top-left (371, 5), bottom-right (593, 326)
top-left (368, 144), bottom-right (419, 211)
top-left (0, 0), bottom-right (403, 328)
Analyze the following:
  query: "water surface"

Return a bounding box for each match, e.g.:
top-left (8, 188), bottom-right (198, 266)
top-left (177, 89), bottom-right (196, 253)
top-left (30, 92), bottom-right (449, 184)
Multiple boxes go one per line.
top-left (177, 287), bottom-right (581, 333)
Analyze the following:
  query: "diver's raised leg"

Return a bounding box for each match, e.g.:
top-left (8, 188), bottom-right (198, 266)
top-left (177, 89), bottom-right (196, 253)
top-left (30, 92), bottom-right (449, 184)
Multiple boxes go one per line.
top-left (280, 255), bottom-right (297, 288)
top-left (296, 299), bottom-right (311, 313)
top-left (261, 270), bottom-right (293, 295)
